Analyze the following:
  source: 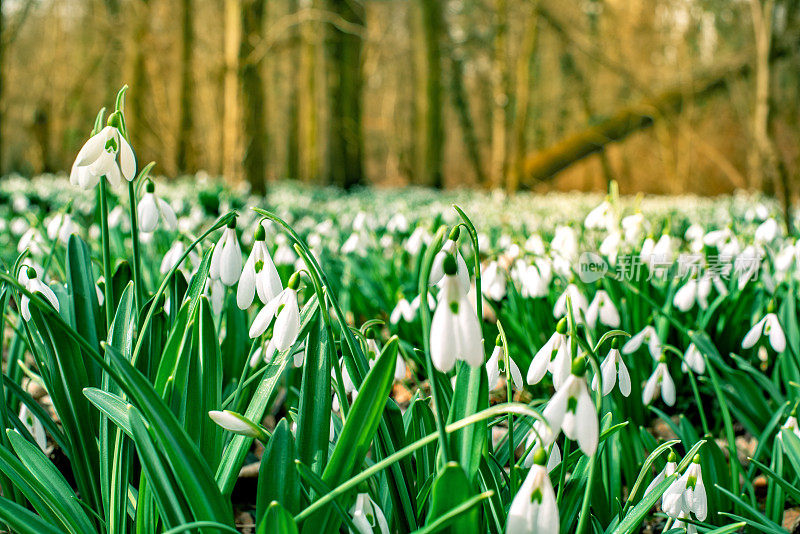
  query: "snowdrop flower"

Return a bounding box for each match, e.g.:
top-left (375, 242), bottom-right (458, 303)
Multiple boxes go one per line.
top-left (18, 228), bottom-right (45, 256)
top-left (390, 298), bottom-right (414, 324)
top-left (249, 338), bottom-right (277, 368)
top-left (482, 261), bottom-right (507, 300)
top-left (622, 212), bottom-right (645, 243)
top-left (430, 228), bottom-right (470, 290)
top-left (249, 273), bottom-right (301, 352)
top-left (543, 358), bottom-right (598, 455)
top-left (208, 410), bottom-right (267, 440)
top-left (507, 448), bottom-right (559, 534)
top-left (386, 213), bottom-right (409, 233)
top-left (622, 325), bottom-right (661, 359)
top-left (553, 284), bottom-right (588, 321)
top-left (364, 330), bottom-right (380, 359)
top-left (430, 254), bottom-right (483, 372)
top-left (522, 423), bottom-right (561, 472)
top-left (780, 413), bottom-right (800, 440)
top-left (644, 451), bottom-right (677, 506)
top-left (515, 259), bottom-right (552, 298)
top-left (673, 276), bottom-right (711, 312)
top-left (551, 225), bottom-right (578, 261)
top-left (70, 120), bottom-right (136, 189)
top-left (755, 217), bottom-right (780, 244)
top-left (410, 293), bottom-right (436, 315)
top-left (742, 311), bottom-right (785, 352)
top-left (394, 354), bottom-right (406, 381)
top-left (584, 199), bottom-right (614, 230)
top-left (138, 181), bottom-right (178, 233)
top-left (642, 357), bottom-right (676, 407)
top-left (205, 277), bottom-right (225, 315)
top-left (585, 290), bottom-right (620, 329)
top-left (19, 404), bottom-right (47, 452)
top-left (486, 336), bottom-right (523, 391)
top-left (599, 231), bottom-right (622, 262)
top-left (592, 343), bottom-right (631, 397)
top-left (46, 213), bottom-right (74, 243)
top-left (160, 241), bottom-right (200, 276)
top-left (527, 319), bottom-right (569, 387)
top-left (682, 343), bottom-right (705, 374)
top-left (210, 219), bottom-right (242, 286)
top-left (525, 234), bottom-right (545, 255)
top-left (237, 224), bottom-right (282, 309)
top-left (349, 493), bottom-right (389, 534)
top-left (404, 226), bottom-right (430, 255)
top-left (663, 455), bottom-right (707, 522)
top-left (18, 264), bottom-right (59, 321)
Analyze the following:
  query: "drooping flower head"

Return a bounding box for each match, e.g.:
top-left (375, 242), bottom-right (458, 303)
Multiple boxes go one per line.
top-left (487, 335), bottom-right (523, 391)
top-left (237, 221), bottom-right (282, 309)
top-left (70, 112), bottom-right (136, 189)
top-left (507, 448), bottom-right (560, 534)
top-left (249, 272), bottom-right (301, 353)
top-left (138, 180), bottom-right (178, 233)
top-left (18, 264), bottom-right (59, 322)
top-left (210, 217), bottom-right (243, 287)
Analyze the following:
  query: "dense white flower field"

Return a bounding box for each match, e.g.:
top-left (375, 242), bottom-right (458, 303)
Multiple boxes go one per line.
top-left (1, 92), bottom-right (799, 534)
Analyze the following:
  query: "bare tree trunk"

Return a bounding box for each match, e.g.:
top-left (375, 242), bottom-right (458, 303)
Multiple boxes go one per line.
top-left (127, 0), bottom-right (150, 149)
top-left (324, 0), bottom-right (364, 189)
top-left (412, 0), bottom-right (444, 187)
top-left (176, 0), bottom-right (195, 173)
top-left (0, 0), bottom-right (4, 174)
top-left (299, 0), bottom-right (319, 182)
top-left (241, 0), bottom-right (268, 193)
top-left (285, 0), bottom-right (300, 180)
top-left (749, 0), bottom-right (774, 192)
top-left (507, 5), bottom-right (539, 194)
top-left (223, 0), bottom-right (242, 184)
top-left (489, 0), bottom-right (509, 189)
top-left (448, 50), bottom-right (487, 185)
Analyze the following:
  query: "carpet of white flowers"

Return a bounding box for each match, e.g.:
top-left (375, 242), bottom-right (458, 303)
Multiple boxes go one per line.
top-left (1, 97), bottom-right (800, 534)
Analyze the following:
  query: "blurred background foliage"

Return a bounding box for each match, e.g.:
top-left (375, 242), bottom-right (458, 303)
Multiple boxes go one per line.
top-left (0, 0), bottom-right (798, 197)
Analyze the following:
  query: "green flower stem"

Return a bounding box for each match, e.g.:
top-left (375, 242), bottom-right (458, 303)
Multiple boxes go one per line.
top-left (127, 180), bottom-right (143, 311)
top-left (497, 320), bottom-right (516, 493)
top-left (575, 451), bottom-right (598, 534)
top-left (418, 226), bottom-right (450, 464)
top-left (98, 177), bottom-right (114, 329)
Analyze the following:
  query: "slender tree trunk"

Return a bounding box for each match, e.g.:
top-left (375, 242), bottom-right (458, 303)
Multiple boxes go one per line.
top-left (412, 0), bottom-right (444, 187)
top-left (448, 51), bottom-right (487, 185)
top-left (223, 0), bottom-right (242, 183)
top-left (176, 0), bottom-right (195, 173)
top-left (240, 0), bottom-right (268, 193)
top-left (285, 0), bottom-right (300, 180)
top-left (507, 6), bottom-right (539, 194)
top-left (299, 0), bottom-right (319, 182)
top-left (127, 0), bottom-right (150, 150)
top-left (489, 0), bottom-right (509, 189)
top-left (0, 0), bottom-right (4, 174)
top-left (324, 0), bottom-right (364, 189)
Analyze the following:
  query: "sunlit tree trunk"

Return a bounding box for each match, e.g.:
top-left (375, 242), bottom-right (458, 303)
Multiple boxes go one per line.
top-left (285, 0), bottom-right (300, 180)
top-left (489, 0), bottom-right (509, 189)
top-left (507, 5), bottom-right (539, 194)
top-left (0, 0), bottom-right (4, 174)
top-left (240, 0), bottom-right (268, 193)
top-left (412, 0), bottom-right (444, 187)
top-left (324, 0), bottom-right (364, 189)
top-left (126, 0), bottom-right (150, 149)
top-left (223, 0), bottom-right (242, 183)
top-left (176, 0), bottom-right (195, 173)
top-left (299, 0), bottom-right (319, 182)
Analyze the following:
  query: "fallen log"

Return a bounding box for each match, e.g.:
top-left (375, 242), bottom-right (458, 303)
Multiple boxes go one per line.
top-left (522, 55), bottom-right (752, 185)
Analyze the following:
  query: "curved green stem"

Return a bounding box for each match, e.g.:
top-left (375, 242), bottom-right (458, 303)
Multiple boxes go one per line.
top-left (98, 178), bottom-right (114, 329)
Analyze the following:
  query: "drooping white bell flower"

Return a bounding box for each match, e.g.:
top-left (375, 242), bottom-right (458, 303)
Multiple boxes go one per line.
top-left (364, 330), bottom-right (380, 359)
top-left (18, 228), bottom-right (45, 256)
top-left (138, 180), bottom-right (178, 233)
top-left (486, 337), bottom-right (523, 391)
top-left (209, 219), bottom-right (243, 287)
top-left (673, 276), bottom-right (712, 312)
top-left (237, 224), bottom-right (282, 309)
top-left (755, 217), bottom-right (780, 244)
top-left (592, 344), bottom-right (631, 397)
top-left (643, 451), bottom-right (677, 506)
top-left (742, 312), bottom-right (785, 352)
top-left (19, 404), bottom-right (47, 452)
top-left (599, 231), bottom-right (622, 262)
top-left (584, 199), bottom-right (615, 230)
top-left (525, 234), bottom-right (545, 255)
top-left (249, 338), bottom-right (277, 368)
top-left (160, 241), bottom-right (201, 276)
top-left (18, 264), bottom-right (59, 321)
top-left (780, 413), bottom-right (800, 440)
top-left (543, 359), bottom-right (598, 456)
top-left (622, 212), bottom-right (645, 243)
top-left (409, 293), bottom-right (437, 314)
top-left (70, 121), bottom-right (136, 189)
top-left (390, 298), bottom-right (414, 324)
top-left (642, 357), bottom-right (676, 407)
top-left (527, 319), bottom-right (568, 386)
top-left (663, 455), bottom-right (707, 522)
top-left (553, 284), bottom-right (588, 322)
top-left (46, 213), bottom-right (74, 243)
top-left (430, 254), bottom-right (483, 372)
top-left (348, 493), bottom-right (390, 534)
top-left (622, 325), bottom-right (661, 360)
top-left (551, 225), bottom-right (578, 262)
top-left (386, 213), bottom-right (409, 233)
top-left (585, 290), bottom-right (620, 329)
top-left (404, 226), bottom-right (430, 255)
top-left (205, 277), bottom-right (225, 315)
top-left (249, 273), bottom-right (301, 352)
top-left (481, 261), bottom-right (507, 301)
top-left (522, 423), bottom-right (561, 472)
top-left (506, 449), bottom-right (560, 534)
top-left (430, 228), bottom-right (470, 291)
top-left (394, 355), bottom-right (406, 381)
top-left (682, 343), bottom-right (705, 374)
top-left (514, 259), bottom-right (552, 298)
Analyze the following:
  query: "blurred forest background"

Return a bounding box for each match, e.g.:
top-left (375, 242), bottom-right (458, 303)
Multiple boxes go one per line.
top-left (0, 0), bottom-right (798, 196)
